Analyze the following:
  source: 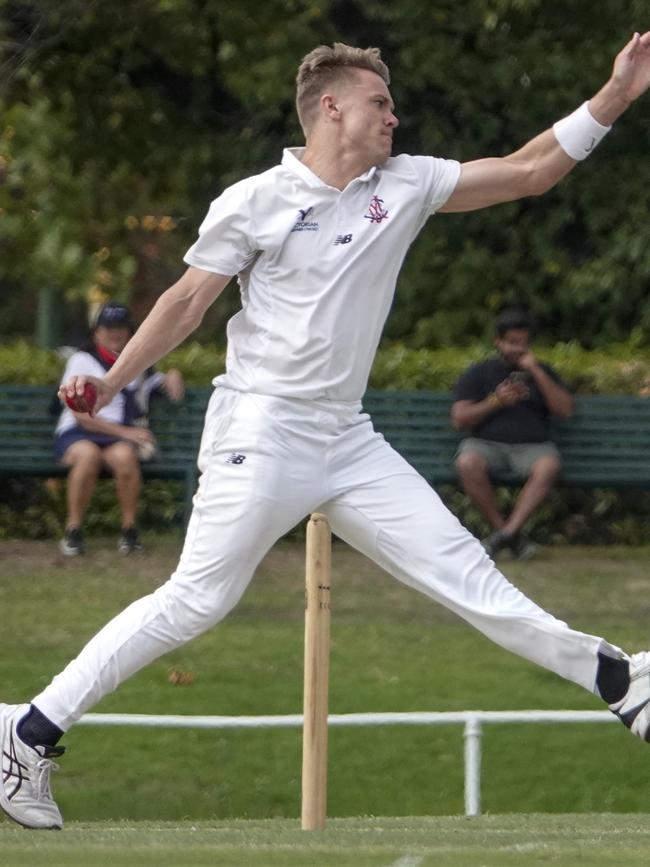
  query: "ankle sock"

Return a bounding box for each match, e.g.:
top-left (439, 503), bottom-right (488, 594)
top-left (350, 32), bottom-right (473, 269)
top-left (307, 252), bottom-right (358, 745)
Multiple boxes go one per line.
top-left (596, 651), bottom-right (630, 704)
top-left (17, 704), bottom-right (64, 748)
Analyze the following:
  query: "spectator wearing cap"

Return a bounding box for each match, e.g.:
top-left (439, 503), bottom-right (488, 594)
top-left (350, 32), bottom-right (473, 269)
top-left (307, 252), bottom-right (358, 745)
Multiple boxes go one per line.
top-left (54, 302), bottom-right (185, 556)
top-left (450, 309), bottom-right (574, 560)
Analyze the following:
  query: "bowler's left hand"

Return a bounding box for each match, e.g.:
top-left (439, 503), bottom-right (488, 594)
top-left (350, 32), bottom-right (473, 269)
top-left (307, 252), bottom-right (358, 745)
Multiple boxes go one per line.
top-left (611, 31), bottom-right (650, 102)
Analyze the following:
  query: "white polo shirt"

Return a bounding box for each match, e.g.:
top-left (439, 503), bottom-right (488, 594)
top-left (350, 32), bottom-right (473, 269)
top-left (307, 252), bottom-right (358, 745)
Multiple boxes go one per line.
top-left (184, 148), bottom-right (460, 401)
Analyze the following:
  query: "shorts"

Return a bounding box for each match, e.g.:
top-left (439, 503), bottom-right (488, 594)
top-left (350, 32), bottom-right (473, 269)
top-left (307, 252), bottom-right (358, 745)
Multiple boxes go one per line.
top-left (455, 438), bottom-right (560, 480)
top-left (53, 429), bottom-right (122, 462)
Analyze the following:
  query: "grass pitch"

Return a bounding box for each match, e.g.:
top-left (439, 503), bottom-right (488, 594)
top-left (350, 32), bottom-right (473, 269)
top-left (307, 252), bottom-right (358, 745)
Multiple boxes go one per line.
top-left (3, 815), bottom-right (650, 866)
top-left (1, 538), bottom-right (650, 823)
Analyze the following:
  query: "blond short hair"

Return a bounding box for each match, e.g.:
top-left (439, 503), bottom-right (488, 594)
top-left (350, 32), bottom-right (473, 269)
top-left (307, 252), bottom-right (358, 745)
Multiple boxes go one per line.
top-left (295, 42), bottom-right (390, 136)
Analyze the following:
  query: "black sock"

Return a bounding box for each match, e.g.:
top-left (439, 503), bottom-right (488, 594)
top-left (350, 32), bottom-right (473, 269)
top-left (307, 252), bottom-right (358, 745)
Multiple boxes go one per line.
top-left (596, 651), bottom-right (630, 704)
top-left (17, 704), bottom-right (64, 748)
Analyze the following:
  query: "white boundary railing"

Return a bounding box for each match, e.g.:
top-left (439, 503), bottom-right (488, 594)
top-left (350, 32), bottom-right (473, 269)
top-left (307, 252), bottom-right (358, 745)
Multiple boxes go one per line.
top-left (78, 709), bottom-right (616, 816)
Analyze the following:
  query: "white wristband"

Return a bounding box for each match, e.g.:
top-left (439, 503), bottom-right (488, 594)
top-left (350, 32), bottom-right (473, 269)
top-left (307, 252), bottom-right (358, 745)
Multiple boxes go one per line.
top-left (553, 101), bottom-right (611, 161)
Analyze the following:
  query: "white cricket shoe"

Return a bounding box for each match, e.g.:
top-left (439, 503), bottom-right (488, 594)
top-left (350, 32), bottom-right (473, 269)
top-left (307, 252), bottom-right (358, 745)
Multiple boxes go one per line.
top-left (609, 652), bottom-right (650, 742)
top-left (0, 703), bottom-right (64, 829)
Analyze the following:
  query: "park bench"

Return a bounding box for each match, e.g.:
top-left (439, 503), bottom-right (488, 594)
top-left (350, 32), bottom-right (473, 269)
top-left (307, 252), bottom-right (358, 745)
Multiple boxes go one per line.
top-left (0, 384), bottom-right (210, 521)
top-left (0, 386), bottom-right (648, 524)
top-left (362, 390), bottom-right (650, 488)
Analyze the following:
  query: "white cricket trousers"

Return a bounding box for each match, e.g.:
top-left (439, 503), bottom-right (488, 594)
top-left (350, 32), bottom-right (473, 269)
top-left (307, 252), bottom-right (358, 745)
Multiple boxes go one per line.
top-left (33, 388), bottom-right (620, 730)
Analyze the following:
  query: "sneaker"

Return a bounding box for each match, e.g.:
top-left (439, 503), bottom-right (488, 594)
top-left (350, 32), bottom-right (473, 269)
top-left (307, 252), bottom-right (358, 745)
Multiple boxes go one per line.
top-left (59, 527), bottom-right (84, 557)
top-left (0, 703), bottom-right (64, 829)
top-left (481, 530), bottom-right (510, 559)
top-left (118, 526), bottom-right (143, 555)
top-left (509, 532), bottom-right (539, 561)
top-left (610, 652), bottom-right (650, 742)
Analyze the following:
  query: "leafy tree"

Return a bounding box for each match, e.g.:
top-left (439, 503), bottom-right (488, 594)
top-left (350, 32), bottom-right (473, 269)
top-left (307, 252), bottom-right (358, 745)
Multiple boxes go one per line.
top-left (0, 0), bottom-right (648, 347)
top-left (376, 0), bottom-right (650, 347)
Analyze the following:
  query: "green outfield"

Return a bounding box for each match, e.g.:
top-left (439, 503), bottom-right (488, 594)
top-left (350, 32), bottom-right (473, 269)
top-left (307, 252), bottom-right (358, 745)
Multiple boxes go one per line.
top-left (3, 815), bottom-right (650, 866)
top-left (1, 537), bottom-right (650, 825)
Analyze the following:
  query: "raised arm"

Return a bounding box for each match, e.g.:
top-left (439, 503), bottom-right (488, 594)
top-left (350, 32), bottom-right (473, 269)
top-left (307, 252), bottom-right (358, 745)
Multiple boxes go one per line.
top-left (59, 266), bottom-right (232, 412)
top-left (440, 31), bottom-right (650, 213)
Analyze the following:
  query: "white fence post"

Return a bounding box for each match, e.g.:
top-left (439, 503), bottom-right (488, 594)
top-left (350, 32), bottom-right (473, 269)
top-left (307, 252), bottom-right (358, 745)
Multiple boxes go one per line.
top-left (78, 708), bottom-right (616, 817)
top-left (463, 715), bottom-right (482, 816)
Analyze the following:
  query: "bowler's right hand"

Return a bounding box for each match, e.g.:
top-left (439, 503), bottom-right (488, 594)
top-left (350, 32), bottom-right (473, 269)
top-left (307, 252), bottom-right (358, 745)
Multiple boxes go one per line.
top-left (58, 375), bottom-right (116, 416)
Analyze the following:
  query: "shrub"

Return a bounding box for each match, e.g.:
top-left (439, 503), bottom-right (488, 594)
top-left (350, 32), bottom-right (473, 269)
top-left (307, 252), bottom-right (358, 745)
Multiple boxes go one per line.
top-left (1, 338), bottom-right (648, 394)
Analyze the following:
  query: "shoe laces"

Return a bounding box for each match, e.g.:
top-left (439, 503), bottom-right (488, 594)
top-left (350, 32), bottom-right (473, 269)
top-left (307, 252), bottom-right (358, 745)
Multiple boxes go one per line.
top-left (34, 757), bottom-right (59, 802)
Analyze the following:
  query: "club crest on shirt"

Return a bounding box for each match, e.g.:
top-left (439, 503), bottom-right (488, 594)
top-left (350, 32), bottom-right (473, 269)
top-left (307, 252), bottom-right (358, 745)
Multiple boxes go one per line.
top-left (291, 206), bottom-right (319, 232)
top-left (364, 195), bottom-right (389, 224)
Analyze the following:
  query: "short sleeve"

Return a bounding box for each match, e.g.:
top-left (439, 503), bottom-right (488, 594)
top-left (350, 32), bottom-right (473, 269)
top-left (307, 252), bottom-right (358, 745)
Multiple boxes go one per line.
top-left (184, 179), bottom-right (257, 276)
top-left (59, 351), bottom-right (97, 384)
top-left (453, 364), bottom-right (484, 402)
top-left (409, 156), bottom-right (461, 216)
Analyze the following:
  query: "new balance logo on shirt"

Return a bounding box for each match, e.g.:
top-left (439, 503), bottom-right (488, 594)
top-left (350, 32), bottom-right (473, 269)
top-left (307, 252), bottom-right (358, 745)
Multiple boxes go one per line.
top-left (226, 453), bottom-right (246, 465)
top-left (334, 234), bottom-right (353, 245)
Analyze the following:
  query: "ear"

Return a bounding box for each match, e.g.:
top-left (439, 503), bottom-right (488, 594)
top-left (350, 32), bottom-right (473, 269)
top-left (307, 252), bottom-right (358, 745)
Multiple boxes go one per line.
top-left (320, 93), bottom-right (342, 122)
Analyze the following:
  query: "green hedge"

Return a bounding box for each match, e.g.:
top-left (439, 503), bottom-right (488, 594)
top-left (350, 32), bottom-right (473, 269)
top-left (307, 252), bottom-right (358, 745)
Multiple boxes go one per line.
top-left (1, 338), bottom-right (649, 394)
top-left (369, 340), bottom-right (650, 395)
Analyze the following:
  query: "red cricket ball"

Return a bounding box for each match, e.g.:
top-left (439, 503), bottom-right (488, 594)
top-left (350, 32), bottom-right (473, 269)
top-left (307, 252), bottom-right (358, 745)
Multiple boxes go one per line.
top-left (65, 382), bottom-right (98, 414)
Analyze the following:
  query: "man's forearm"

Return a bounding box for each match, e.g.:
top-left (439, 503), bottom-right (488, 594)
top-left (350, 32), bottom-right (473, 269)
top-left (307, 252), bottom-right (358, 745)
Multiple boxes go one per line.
top-left (588, 79), bottom-right (633, 126)
top-left (502, 62), bottom-right (633, 193)
top-left (103, 268), bottom-right (230, 394)
top-left (529, 366), bottom-right (574, 418)
top-left (451, 396), bottom-right (502, 430)
top-left (440, 32), bottom-right (649, 213)
top-left (104, 295), bottom-right (198, 393)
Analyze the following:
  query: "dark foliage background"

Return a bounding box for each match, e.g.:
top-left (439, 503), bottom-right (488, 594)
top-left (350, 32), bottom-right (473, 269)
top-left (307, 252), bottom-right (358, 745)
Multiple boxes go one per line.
top-left (1, 0), bottom-right (648, 348)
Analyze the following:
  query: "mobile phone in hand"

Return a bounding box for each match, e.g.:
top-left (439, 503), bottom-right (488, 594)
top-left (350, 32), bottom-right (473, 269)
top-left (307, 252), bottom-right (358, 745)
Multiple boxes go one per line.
top-left (508, 371), bottom-right (528, 384)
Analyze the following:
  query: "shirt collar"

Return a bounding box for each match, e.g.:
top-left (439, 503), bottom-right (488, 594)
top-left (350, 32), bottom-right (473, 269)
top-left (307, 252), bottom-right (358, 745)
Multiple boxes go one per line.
top-left (282, 147), bottom-right (378, 189)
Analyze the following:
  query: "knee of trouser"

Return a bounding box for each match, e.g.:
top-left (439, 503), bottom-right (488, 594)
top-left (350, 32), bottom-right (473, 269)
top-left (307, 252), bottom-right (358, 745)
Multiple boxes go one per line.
top-left (155, 575), bottom-right (244, 641)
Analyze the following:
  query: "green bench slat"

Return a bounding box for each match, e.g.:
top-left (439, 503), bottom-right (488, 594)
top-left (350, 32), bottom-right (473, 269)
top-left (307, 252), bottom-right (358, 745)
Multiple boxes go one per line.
top-left (364, 389), bottom-right (650, 487)
top-left (0, 386), bottom-right (648, 496)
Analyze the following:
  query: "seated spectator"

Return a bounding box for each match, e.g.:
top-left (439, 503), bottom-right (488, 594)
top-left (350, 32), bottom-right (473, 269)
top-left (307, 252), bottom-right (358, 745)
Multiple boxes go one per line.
top-left (450, 309), bottom-right (574, 559)
top-left (54, 302), bottom-right (185, 556)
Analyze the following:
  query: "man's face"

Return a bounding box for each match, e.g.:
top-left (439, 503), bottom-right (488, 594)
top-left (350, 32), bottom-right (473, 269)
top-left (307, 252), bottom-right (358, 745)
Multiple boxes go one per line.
top-left (94, 324), bottom-right (131, 354)
top-left (495, 328), bottom-right (531, 366)
top-left (332, 68), bottom-right (399, 165)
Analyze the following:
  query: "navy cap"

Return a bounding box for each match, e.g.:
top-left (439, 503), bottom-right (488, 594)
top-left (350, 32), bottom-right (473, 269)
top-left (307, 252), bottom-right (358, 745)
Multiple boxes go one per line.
top-left (94, 302), bottom-right (134, 331)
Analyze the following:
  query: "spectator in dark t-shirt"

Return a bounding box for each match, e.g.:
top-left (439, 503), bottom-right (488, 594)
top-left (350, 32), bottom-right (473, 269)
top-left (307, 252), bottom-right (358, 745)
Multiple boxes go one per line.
top-left (451, 309), bottom-right (574, 559)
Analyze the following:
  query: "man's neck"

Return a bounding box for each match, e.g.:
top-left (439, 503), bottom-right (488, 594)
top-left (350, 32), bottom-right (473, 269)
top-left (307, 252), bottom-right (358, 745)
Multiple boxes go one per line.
top-left (300, 142), bottom-right (375, 191)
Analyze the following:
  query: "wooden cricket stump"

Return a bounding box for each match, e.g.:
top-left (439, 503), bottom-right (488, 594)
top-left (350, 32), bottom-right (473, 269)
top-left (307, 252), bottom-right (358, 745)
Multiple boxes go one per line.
top-left (301, 512), bottom-right (332, 831)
